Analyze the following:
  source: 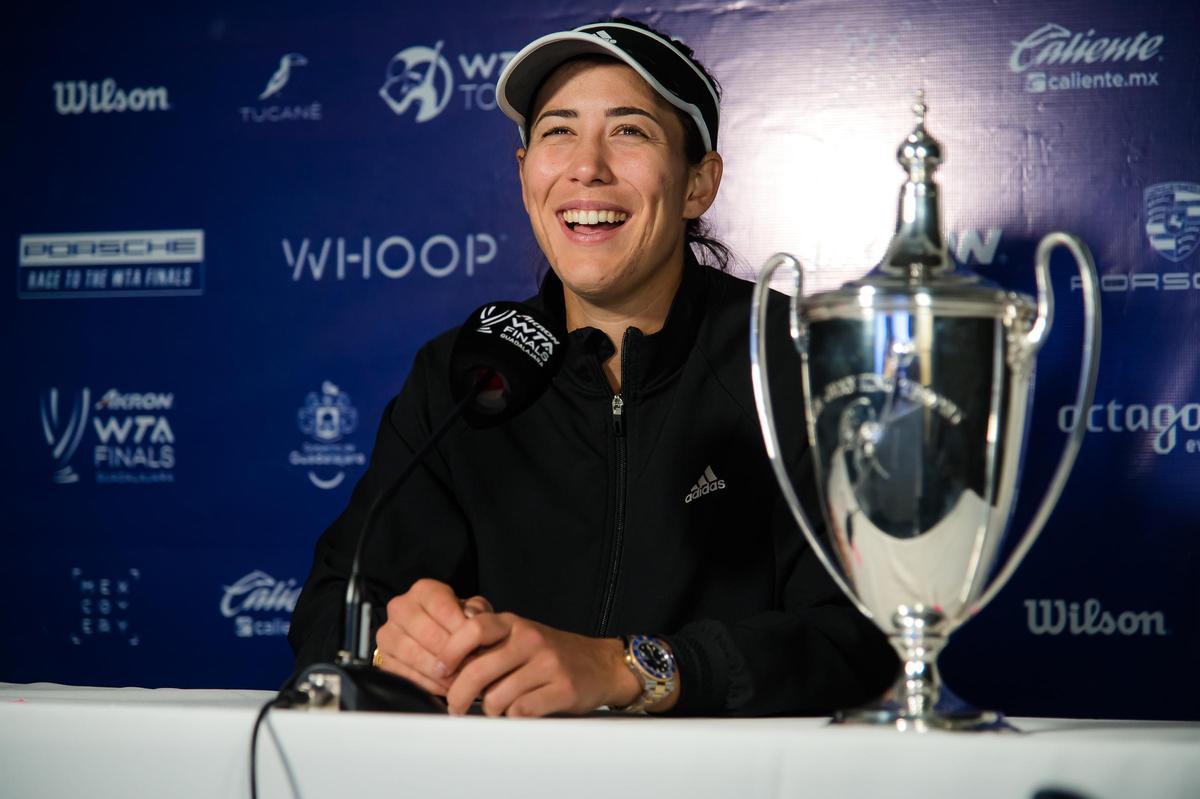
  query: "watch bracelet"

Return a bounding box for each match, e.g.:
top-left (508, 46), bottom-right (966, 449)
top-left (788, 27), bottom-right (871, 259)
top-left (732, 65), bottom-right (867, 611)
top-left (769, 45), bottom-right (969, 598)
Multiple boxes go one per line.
top-left (614, 634), bottom-right (674, 713)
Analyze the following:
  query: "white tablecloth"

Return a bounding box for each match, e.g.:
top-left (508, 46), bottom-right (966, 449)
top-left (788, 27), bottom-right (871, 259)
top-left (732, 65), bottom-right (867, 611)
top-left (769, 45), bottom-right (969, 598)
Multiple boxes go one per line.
top-left (3, 682), bottom-right (1198, 799)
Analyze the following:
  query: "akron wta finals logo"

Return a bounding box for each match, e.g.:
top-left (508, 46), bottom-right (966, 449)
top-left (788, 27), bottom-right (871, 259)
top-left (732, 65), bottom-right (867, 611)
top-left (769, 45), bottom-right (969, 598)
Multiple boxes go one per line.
top-left (41, 388), bottom-right (91, 484)
top-left (1145, 182), bottom-right (1200, 263)
top-left (379, 41), bottom-right (454, 122)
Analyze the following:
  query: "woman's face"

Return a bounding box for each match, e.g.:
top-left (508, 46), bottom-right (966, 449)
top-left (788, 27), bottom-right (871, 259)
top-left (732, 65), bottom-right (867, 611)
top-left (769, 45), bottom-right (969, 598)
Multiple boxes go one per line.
top-left (517, 59), bottom-right (718, 311)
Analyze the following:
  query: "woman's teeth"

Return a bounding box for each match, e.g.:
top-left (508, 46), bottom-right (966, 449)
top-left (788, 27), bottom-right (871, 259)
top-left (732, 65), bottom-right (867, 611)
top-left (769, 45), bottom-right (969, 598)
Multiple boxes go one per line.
top-left (562, 209), bottom-right (628, 226)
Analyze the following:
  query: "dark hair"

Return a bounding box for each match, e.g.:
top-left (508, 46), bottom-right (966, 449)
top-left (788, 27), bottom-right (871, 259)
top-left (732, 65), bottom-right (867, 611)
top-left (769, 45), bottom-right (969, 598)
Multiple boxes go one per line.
top-left (608, 18), bottom-right (732, 271)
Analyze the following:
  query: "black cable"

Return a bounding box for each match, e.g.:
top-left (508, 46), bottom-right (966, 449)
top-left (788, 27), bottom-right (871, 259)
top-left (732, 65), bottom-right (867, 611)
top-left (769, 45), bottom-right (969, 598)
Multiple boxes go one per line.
top-left (250, 690), bottom-right (306, 799)
top-left (341, 378), bottom-right (486, 664)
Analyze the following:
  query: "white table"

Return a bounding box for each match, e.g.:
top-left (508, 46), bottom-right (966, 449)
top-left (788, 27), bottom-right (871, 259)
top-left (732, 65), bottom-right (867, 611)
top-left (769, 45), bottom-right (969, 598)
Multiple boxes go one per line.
top-left (3, 682), bottom-right (1198, 798)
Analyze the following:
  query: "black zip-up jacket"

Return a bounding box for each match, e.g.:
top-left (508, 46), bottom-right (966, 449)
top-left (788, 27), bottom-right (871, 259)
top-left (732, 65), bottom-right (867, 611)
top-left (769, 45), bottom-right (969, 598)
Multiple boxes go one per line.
top-left (289, 254), bottom-right (897, 715)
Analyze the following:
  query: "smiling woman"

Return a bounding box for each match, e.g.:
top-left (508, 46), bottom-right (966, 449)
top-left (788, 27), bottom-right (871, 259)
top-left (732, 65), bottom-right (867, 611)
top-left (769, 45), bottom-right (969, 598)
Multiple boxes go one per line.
top-left (288, 18), bottom-right (897, 719)
top-left (513, 56), bottom-right (722, 390)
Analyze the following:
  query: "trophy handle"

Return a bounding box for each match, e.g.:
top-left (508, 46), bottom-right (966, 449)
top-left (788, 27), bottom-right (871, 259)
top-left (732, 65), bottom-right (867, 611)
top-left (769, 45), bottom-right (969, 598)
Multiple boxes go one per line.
top-left (750, 253), bottom-right (874, 620)
top-left (971, 232), bottom-right (1102, 613)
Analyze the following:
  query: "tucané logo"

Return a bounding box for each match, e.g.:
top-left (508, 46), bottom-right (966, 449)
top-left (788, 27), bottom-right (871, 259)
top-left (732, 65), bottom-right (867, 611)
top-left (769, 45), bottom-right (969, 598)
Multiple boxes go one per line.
top-left (240, 53), bottom-right (321, 124)
top-left (53, 79), bottom-right (171, 115)
top-left (1025, 598), bottom-right (1168, 637)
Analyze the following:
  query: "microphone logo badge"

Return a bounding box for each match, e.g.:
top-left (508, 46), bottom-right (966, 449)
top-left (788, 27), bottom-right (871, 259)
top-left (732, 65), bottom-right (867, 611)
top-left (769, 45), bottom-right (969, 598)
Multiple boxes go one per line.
top-left (476, 305), bottom-right (517, 333)
top-left (1144, 182), bottom-right (1200, 264)
top-left (379, 41), bottom-right (454, 123)
top-left (40, 387), bottom-right (91, 484)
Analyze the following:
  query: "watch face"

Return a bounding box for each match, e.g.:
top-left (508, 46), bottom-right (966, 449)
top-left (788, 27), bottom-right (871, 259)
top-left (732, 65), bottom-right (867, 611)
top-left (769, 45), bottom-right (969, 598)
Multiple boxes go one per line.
top-left (632, 636), bottom-right (675, 680)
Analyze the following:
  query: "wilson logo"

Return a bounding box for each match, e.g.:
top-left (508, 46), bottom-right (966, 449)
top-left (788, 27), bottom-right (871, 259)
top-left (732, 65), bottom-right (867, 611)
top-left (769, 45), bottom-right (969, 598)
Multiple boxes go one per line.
top-left (53, 79), bottom-right (171, 115)
top-left (1025, 599), bottom-right (1168, 637)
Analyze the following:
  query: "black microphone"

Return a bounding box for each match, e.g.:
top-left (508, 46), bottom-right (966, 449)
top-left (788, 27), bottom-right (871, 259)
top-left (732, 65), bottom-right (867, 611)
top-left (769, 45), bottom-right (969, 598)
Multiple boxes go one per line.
top-left (450, 301), bottom-right (567, 427)
top-left (291, 300), bottom-right (566, 712)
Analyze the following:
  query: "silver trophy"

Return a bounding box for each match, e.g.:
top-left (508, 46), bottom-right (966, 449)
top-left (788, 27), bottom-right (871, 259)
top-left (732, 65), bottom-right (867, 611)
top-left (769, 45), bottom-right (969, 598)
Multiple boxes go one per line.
top-left (749, 94), bottom-right (1102, 730)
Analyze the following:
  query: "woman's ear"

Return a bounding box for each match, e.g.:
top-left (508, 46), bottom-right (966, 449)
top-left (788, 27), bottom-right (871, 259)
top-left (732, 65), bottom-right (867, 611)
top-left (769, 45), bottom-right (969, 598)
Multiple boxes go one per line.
top-left (683, 151), bottom-right (723, 220)
top-left (516, 146), bottom-right (530, 210)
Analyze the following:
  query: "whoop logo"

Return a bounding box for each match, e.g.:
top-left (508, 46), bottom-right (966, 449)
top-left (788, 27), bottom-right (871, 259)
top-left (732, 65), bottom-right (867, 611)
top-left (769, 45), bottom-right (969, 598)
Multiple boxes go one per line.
top-left (283, 234), bottom-right (497, 282)
top-left (379, 42), bottom-right (454, 122)
top-left (1026, 599), bottom-right (1168, 637)
top-left (41, 388), bottom-right (91, 484)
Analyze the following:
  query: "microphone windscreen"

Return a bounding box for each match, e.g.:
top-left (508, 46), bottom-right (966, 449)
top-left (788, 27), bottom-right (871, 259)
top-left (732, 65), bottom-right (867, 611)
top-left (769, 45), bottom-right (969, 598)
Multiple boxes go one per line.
top-left (450, 301), bottom-right (567, 428)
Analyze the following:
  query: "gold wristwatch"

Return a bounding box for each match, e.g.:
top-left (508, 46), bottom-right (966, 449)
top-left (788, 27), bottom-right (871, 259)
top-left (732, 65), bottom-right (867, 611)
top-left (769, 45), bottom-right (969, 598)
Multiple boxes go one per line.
top-left (615, 635), bottom-right (677, 713)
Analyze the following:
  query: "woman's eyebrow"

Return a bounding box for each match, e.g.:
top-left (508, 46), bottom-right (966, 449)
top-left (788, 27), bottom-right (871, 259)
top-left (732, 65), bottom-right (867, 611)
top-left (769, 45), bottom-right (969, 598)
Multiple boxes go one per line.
top-left (532, 108), bottom-right (577, 128)
top-left (606, 106), bottom-right (660, 124)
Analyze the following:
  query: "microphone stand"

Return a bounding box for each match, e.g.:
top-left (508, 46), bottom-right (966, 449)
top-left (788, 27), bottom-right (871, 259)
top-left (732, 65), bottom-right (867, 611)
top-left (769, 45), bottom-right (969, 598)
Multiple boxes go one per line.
top-left (293, 372), bottom-right (492, 713)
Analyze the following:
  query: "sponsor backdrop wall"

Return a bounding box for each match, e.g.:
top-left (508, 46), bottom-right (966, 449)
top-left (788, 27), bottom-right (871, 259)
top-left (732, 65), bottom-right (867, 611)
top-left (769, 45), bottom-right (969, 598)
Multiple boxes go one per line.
top-left (3, 0), bottom-right (1197, 719)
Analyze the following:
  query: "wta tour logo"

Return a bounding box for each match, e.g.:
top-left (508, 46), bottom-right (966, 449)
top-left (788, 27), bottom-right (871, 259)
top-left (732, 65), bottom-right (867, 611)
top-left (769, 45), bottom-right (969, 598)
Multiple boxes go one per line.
top-left (379, 41), bottom-right (517, 121)
top-left (290, 380), bottom-right (366, 490)
top-left (1145, 182), bottom-right (1200, 263)
top-left (379, 42), bottom-right (454, 122)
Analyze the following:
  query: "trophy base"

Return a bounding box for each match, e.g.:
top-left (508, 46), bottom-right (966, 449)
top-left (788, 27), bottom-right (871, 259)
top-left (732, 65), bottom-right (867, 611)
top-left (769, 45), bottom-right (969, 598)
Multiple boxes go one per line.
top-left (833, 699), bottom-right (1014, 733)
top-left (833, 621), bottom-right (1019, 732)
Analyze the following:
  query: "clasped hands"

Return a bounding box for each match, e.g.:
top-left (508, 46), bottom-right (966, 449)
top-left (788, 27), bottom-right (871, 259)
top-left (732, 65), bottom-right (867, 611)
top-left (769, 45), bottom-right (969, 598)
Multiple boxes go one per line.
top-left (374, 578), bottom-right (647, 717)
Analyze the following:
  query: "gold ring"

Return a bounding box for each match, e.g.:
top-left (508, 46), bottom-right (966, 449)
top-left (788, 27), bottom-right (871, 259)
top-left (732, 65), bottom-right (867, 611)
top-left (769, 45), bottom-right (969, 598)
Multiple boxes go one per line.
top-left (372, 646), bottom-right (383, 668)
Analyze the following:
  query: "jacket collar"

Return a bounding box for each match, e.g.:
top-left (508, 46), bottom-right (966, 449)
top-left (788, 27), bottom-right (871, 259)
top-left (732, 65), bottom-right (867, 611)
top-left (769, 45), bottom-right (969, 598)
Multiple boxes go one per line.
top-left (534, 248), bottom-right (709, 397)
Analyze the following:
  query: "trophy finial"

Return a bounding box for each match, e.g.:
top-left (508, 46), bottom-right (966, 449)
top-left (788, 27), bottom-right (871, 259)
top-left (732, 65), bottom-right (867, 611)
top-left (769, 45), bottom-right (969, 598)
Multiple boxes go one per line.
top-left (882, 91), bottom-right (950, 278)
top-left (897, 90), bottom-right (942, 181)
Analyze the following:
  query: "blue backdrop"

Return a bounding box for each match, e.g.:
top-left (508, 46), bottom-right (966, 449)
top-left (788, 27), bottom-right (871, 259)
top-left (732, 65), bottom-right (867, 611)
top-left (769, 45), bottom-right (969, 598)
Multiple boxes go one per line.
top-left (3, 0), bottom-right (1197, 720)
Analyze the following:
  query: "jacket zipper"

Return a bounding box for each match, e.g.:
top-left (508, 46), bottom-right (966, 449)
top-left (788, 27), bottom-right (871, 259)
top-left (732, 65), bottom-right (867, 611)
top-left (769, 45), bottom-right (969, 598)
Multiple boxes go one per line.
top-left (596, 339), bottom-right (630, 636)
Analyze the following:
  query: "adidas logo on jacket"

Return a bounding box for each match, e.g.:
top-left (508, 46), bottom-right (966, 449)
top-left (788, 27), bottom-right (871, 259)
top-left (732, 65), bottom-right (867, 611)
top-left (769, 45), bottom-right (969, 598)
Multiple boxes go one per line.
top-left (684, 465), bottom-right (726, 503)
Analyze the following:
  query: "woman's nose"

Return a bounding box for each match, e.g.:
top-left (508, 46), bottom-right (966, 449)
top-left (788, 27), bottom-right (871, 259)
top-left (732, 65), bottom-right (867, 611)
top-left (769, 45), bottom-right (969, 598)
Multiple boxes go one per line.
top-left (569, 137), bottom-right (614, 184)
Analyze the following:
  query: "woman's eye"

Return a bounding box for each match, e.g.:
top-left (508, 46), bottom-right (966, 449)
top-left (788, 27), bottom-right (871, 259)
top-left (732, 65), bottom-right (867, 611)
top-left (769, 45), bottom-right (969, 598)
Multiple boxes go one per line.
top-left (615, 125), bottom-right (648, 137)
top-left (541, 126), bottom-right (572, 137)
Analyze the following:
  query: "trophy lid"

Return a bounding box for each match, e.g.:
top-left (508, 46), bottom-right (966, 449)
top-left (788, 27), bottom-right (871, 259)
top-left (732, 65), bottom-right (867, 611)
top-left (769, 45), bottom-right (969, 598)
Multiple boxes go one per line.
top-left (801, 92), bottom-right (1035, 322)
